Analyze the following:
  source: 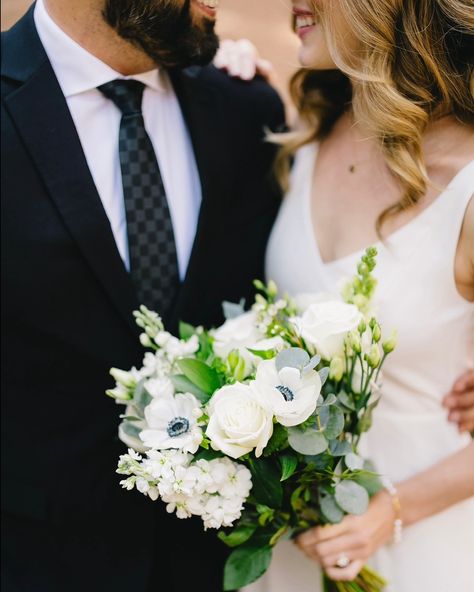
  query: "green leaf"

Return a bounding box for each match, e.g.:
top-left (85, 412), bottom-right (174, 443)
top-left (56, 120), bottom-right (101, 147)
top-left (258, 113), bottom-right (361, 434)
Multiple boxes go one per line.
top-left (263, 423), bottom-right (289, 456)
top-left (193, 448), bottom-right (223, 462)
top-left (280, 455), bottom-right (298, 482)
top-left (319, 489), bottom-right (344, 524)
top-left (133, 380), bottom-right (152, 410)
top-left (288, 428), bottom-right (328, 455)
top-left (247, 348), bottom-right (278, 360)
top-left (224, 544), bottom-right (272, 590)
top-left (218, 523), bottom-right (258, 548)
top-left (248, 458), bottom-right (283, 509)
top-left (319, 406), bottom-right (345, 440)
top-left (335, 480), bottom-right (369, 515)
top-left (345, 452), bottom-right (364, 471)
top-left (329, 439), bottom-right (352, 457)
top-left (176, 358), bottom-right (221, 396)
top-left (170, 374), bottom-right (209, 403)
top-left (121, 421), bottom-right (142, 440)
top-left (320, 393), bottom-right (337, 407)
top-left (179, 321), bottom-right (196, 340)
top-left (337, 390), bottom-right (356, 411)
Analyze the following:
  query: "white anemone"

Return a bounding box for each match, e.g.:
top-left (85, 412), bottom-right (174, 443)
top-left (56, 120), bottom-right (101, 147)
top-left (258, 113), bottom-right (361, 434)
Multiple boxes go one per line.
top-left (252, 359), bottom-right (322, 427)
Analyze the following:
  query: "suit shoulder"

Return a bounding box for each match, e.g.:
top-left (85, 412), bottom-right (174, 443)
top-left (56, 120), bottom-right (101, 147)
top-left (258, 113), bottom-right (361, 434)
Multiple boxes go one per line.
top-left (192, 65), bottom-right (285, 128)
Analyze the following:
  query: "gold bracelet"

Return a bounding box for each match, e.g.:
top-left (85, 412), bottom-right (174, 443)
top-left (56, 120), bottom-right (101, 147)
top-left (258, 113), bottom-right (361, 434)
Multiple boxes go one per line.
top-left (382, 477), bottom-right (403, 544)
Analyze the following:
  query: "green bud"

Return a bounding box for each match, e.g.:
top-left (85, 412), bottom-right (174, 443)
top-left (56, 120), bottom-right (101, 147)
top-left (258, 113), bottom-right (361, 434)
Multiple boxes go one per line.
top-left (369, 317), bottom-right (377, 330)
top-left (382, 331), bottom-right (397, 354)
top-left (358, 319), bottom-right (367, 334)
top-left (253, 279), bottom-right (265, 291)
top-left (366, 344), bottom-right (381, 368)
top-left (110, 368), bottom-right (136, 388)
top-left (357, 262), bottom-right (369, 276)
top-left (353, 294), bottom-right (368, 311)
top-left (227, 349), bottom-right (240, 372)
top-left (329, 356), bottom-right (345, 382)
top-left (372, 323), bottom-right (381, 343)
top-left (267, 280), bottom-right (278, 299)
top-left (255, 294), bottom-right (267, 306)
top-left (349, 331), bottom-right (362, 354)
top-left (140, 333), bottom-right (153, 348)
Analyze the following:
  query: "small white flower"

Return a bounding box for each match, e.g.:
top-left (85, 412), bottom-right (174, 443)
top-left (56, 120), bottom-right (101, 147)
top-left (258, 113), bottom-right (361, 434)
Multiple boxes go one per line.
top-left (140, 393), bottom-right (203, 453)
top-left (206, 383), bottom-right (273, 459)
top-left (144, 377), bottom-right (175, 399)
top-left (136, 477), bottom-right (150, 494)
top-left (297, 300), bottom-right (362, 360)
top-left (212, 311), bottom-right (264, 368)
top-left (252, 359), bottom-right (321, 427)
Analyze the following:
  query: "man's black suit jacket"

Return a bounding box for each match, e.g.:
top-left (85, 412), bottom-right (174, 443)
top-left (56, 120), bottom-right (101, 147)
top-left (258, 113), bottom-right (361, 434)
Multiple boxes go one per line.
top-left (1, 7), bottom-right (285, 592)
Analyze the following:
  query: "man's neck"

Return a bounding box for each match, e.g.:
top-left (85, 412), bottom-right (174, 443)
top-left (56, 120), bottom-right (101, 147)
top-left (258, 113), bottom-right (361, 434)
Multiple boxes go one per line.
top-left (43, 0), bottom-right (157, 75)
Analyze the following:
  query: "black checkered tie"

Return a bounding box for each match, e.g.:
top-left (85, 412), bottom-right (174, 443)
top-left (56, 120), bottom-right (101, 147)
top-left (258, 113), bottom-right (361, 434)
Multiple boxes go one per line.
top-left (99, 79), bottom-right (179, 316)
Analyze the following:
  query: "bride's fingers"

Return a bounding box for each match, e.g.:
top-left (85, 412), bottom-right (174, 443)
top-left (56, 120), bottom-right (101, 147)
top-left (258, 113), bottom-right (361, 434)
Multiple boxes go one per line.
top-left (314, 534), bottom-right (368, 567)
top-left (297, 520), bottom-right (353, 548)
top-left (324, 559), bottom-right (366, 582)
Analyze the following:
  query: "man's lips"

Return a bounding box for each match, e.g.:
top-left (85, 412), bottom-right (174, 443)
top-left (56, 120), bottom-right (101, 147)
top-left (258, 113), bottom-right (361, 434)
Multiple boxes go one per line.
top-left (192, 0), bottom-right (219, 19)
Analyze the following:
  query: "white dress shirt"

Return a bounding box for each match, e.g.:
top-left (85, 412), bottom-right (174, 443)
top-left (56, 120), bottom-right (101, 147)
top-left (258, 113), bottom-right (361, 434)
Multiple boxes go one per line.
top-left (34, 0), bottom-right (201, 279)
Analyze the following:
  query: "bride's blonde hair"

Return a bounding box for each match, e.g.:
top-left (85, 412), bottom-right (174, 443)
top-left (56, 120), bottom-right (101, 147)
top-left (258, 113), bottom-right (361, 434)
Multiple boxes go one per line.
top-left (276, 0), bottom-right (474, 234)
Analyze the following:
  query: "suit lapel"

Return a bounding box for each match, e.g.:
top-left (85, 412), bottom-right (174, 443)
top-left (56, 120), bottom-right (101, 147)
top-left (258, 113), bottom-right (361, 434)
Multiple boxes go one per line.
top-left (168, 68), bottom-right (232, 326)
top-left (3, 10), bottom-right (140, 337)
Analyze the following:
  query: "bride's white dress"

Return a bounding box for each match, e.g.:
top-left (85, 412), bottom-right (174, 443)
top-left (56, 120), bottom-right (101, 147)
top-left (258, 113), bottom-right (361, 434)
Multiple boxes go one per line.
top-left (243, 143), bottom-right (474, 592)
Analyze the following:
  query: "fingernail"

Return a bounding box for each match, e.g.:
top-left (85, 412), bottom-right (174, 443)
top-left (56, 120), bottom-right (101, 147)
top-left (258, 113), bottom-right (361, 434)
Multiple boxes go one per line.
top-left (449, 412), bottom-right (461, 422)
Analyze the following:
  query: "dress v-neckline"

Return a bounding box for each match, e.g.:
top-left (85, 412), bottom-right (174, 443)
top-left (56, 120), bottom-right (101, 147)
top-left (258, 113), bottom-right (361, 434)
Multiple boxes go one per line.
top-left (303, 142), bottom-right (474, 268)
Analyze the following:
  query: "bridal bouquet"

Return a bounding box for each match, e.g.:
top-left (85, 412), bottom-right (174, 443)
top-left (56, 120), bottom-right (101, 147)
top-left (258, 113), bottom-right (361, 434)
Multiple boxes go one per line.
top-left (108, 248), bottom-right (394, 592)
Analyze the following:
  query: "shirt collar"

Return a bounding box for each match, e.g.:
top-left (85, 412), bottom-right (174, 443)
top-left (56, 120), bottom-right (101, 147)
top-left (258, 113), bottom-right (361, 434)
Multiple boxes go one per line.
top-left (34, 0), bottom-right (166, 98)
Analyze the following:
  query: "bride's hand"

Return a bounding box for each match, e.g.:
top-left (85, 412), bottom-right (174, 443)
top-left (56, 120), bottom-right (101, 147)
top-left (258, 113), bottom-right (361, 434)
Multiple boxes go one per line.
top-left (296, 491), bottom-right (395, 581)
top-left (213, 39), bottom-right (275, 84)
top-left (443, 370), bottom-right (474, 433)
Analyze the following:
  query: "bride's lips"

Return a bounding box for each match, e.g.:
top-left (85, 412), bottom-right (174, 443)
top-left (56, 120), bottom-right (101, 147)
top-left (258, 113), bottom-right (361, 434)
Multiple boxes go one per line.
top-left (192, 0), bottom-right (219, 20)
top-left (293, 8), bottom-right (317, 39)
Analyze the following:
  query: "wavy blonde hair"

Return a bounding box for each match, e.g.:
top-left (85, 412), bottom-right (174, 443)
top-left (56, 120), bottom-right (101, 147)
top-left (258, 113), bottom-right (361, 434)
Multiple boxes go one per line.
top-left (276, 0), bottom-right (474, 234)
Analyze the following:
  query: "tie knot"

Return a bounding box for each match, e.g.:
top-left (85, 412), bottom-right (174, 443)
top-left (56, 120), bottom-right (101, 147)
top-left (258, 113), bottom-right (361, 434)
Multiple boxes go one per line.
top-left (99, 80), bottom-right (145, 116)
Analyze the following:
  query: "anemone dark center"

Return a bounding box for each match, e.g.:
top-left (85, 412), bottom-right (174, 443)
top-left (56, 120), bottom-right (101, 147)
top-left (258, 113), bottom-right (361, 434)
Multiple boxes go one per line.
top-left (276, 385), bottom-right (295, 402)
top-left (167, 416), bottom-right (190, 438)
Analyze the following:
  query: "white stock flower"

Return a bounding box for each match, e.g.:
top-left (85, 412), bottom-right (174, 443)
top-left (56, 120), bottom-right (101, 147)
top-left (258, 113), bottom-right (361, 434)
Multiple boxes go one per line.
top-left (140, 393), bottom-right (203, 453)
top-left (144, 377), bottom-right (175, 399)
top-left (252, 359), bottom-right (321, 427)
top-left (297, 300), bottom-right (362, 360)
top-left (206, 383), bottom-right (273, 459)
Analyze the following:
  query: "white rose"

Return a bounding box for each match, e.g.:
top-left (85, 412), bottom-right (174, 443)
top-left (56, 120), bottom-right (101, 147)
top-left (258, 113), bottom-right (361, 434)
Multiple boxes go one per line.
top-left (293, 292), bottom-right (339, 313)
top-left (212, 311), bottom-right (263, 360)
top-left (252, 359), bottom-right (321, 427)
top-left (298, 301), bottom-right (362, 360)
top-left (206, 383), bottom-right (273, 459)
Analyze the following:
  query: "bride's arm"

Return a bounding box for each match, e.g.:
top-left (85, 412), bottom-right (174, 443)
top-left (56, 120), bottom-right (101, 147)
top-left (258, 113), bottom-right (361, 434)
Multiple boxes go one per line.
top-left (296, 442), bottom-right (474, 581)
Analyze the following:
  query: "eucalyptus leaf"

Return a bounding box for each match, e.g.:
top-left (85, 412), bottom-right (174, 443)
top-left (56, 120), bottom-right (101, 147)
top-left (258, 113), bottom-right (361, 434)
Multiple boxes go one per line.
top-left (352, 471), bottom-right (383, 496)
top-left (324, 406), bottom-right (345, 440)
top-left (318, 367), bottom-right (330, 386)
top-left (222, 299), bottom-right (246, 320)
top-left (338, 390), bottom-right (356, 411)
top-left (170, 374), bottom-right (210, 403)
top-left (218, 523), bottom-right (258, 548)
top-left (119, 415), bottom-right (143, 422)
top-left (329, 439), bottom-right (352, 457)
top-left (121, 421), bottom-right (142, 440)
top-left (335, 480), bottom-right (369, 515)
top-left (224, 544), bottom-right (272, 590)
top-left (280, 455), bottom-right (298, 482)
top-left (133, 380), bottom-right (152, 410)
top-left (288, 428), bottom-right (328, 455)
top-left (302, 354), bottom-right (321, 374)
top-left (320, 393), bottom-right (337, 407)
top-left (319, 490), bottom-right (344, 524)
top-left (345, 452), bottom-right (365, 471)
top-left (176, 358), bottom-right (221, 396)
top-left (276, 348), bottom-right (309, 372)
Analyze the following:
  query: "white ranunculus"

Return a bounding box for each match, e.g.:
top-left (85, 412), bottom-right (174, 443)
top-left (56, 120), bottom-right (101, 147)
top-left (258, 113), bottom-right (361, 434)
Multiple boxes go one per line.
top-left (212, 311), bottom-right (263, 360)
top-left (140, 393), bottom-right (203, 453)
top-left (252, 359), bottom-right (321, 427)
top-left (206, 383), bottom-right (273, 459)
top-left (298, 300), bottom-right (362, 360)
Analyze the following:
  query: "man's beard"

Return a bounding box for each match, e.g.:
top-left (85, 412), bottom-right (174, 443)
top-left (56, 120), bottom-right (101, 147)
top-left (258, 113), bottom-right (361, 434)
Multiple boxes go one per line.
top-left (103, 0), bottom-right (219, 69)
